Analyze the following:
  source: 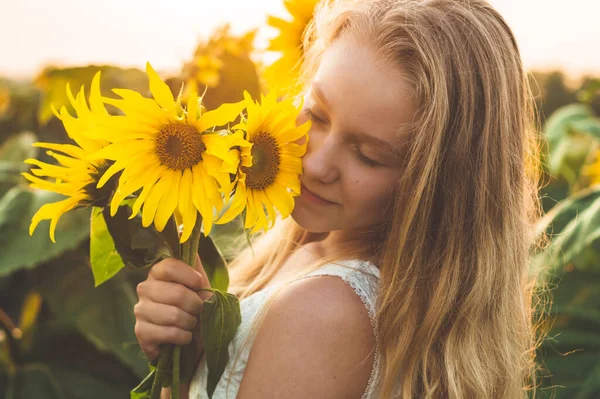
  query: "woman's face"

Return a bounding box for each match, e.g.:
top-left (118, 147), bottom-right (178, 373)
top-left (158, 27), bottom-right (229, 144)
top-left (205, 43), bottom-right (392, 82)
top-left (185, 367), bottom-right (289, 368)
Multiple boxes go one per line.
top-left (292, 35), bottom-right (414, 233)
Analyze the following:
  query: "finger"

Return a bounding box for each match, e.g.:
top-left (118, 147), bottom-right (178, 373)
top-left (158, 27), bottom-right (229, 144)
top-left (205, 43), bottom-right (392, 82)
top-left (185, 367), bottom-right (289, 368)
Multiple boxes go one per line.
top-left (135, 319), bottom-right (193, 348)
top-left (137, 280), bottom-right (203, 315)
top-left (134, 301), bottom-right (198, 330)
top-left (149, 258), bottom-right (203, 291)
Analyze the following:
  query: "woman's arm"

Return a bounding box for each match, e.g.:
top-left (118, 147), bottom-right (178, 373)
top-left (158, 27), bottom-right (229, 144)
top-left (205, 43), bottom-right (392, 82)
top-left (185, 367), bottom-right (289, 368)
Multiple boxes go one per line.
top-left (237, 275), bottom-right (376, 398)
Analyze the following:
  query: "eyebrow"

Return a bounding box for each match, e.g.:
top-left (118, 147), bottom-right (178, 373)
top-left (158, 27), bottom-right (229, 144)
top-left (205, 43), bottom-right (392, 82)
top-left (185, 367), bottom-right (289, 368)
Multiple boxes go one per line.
top-left (311, 82), bottom-right (402, 158)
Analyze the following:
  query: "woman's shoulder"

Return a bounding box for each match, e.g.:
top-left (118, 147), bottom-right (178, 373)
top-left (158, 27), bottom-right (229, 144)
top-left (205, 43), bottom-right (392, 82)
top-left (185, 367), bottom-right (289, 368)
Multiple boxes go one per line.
top-left (237, 272), bottom-right (377, 397)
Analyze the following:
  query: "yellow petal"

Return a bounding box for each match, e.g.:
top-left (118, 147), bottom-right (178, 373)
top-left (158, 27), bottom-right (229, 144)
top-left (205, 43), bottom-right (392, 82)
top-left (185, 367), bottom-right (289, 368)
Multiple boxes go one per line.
top-left (22, 173), bottom-right (76, 197)
top-left (178, 168), bottom-right (197, 243)
top-left (89, 71), bottom-right (108, 116)
top-left (276, 121), bottom-right (311, 144)
top-left (266, 184), bottom-right (294, 219)
top-left (141, 171), bottom-right (172, 227)
top-left (153, 170), bottom-right (181, 232)
top-left (30, 196), bottom-right (81, 243)
top-left (146, 62), bottom-right (175, 111)
top-left (33, 142), bottom-right (86, 159)
top-left (191, 164), bottom-right (216, 235)
top-left (109, 165), bottom-right (153, 216)
top-left (197, 99), bottom-right (246, 132)
top-left (186, 92), bottom-right (199, 125)
top-left (216, 182), bottom-right (247, 225)
top-left (130, 164), bottom-right (167, 218)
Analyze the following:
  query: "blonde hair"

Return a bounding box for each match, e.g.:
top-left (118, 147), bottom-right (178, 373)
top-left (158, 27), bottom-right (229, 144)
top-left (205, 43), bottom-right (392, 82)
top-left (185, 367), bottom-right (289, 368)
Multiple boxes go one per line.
top-left (224, 0), bottom-right (548, 397)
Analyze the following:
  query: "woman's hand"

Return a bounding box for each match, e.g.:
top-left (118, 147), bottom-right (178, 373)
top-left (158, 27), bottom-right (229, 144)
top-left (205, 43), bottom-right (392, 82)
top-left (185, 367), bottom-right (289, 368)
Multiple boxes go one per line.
top-left (134, 254), bottom-right (213, 363)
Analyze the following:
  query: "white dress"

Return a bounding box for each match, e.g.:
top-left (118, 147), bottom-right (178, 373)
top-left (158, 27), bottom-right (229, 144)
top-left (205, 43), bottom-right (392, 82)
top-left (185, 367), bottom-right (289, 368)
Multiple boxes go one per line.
top-left (189, 259), bottom-right (382, 399)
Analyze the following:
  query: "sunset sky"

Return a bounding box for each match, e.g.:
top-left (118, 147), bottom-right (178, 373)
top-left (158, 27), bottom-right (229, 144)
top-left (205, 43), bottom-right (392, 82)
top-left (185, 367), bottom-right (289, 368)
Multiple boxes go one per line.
top-left (1, 0), bottom-right (598, 79)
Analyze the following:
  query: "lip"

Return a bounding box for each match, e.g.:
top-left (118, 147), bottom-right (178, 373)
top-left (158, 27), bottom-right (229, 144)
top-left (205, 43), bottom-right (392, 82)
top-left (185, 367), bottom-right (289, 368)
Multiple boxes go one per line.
top-left (300, 184), bottom-right (337, 205)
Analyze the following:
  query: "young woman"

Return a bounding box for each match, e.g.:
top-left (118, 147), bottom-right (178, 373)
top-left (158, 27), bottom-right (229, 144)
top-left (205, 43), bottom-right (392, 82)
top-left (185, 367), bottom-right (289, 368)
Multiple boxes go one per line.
top-left (134, 0), bottom-right (545, 397)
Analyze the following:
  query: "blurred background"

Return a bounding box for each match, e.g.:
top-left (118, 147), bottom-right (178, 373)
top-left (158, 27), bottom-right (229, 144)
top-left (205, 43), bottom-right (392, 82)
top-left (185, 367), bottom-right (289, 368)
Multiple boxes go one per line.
top-left (0, 0), bottom-right (599, 398)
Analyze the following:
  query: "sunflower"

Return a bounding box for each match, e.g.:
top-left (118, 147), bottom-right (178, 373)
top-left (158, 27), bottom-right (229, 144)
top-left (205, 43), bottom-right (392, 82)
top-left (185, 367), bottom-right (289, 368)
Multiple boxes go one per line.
top-left (90, 62), bottom-right (247, 242)
top-left (182, 25), bottom-right (256, 97)
top-left (583, 151), bottom-right (600, 186)
top-left (22, 72), bottom-right (114, 243)
top-left (217, 90), bottom-right (310, 233)
top-left (264, 0), bottom-right (319, 94)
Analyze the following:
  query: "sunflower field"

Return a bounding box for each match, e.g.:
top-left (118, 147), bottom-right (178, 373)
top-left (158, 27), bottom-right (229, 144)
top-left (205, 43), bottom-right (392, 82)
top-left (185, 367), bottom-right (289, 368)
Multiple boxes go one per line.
top-left (0, 1), bottom-right (599, 398)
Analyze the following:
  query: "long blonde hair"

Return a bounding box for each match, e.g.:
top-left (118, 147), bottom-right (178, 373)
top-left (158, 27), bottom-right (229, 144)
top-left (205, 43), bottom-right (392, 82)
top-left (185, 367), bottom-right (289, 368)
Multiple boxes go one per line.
top-left (225, 0), bottom-right (547, 397)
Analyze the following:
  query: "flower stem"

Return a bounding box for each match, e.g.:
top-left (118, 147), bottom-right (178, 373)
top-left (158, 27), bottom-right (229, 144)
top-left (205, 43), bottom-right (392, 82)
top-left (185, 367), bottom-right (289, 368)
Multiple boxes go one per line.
top-left (150, 345), bottom-right (172, 399)
top-left (172, 346), bottom-right (181, 398)
top-left (171, 213), bottom-right (203, 398)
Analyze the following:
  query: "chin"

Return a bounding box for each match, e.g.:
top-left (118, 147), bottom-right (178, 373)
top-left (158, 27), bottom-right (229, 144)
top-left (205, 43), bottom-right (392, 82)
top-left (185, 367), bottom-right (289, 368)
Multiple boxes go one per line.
top-left (290, 207), bottom-right (335, 233)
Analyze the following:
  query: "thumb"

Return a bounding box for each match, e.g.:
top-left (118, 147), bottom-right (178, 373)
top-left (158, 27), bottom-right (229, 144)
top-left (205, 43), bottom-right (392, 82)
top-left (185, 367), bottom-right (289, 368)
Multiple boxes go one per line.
top-left (194, 253), bottom-right (214, 301)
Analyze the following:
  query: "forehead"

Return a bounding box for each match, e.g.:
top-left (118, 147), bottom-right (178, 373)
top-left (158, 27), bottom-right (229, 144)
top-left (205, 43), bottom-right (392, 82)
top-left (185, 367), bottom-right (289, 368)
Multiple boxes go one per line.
top-left (310, 35), bottom-right (414, 145)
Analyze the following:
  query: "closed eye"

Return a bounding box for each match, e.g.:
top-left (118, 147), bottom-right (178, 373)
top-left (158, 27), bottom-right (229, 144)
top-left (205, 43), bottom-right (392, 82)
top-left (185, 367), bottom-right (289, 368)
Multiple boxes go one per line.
top-left (305, 108), bottom-right (383, 167)
top-left (352, 144), bottom-right (381, 167)
top-left (304, 108), bottom-right (328, 125)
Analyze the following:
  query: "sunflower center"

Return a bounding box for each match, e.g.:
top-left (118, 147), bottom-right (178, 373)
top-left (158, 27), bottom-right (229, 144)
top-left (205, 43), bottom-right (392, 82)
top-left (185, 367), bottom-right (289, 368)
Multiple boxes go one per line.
top-left (155, 123), bottom-right (206, 170)
top-left (242, 131), bottom-right (281, 190)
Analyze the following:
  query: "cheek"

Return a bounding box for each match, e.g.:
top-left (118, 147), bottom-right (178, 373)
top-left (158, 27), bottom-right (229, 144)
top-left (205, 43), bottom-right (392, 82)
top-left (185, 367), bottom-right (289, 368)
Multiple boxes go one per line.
top-left (347, 176), bottom-right (395, 213)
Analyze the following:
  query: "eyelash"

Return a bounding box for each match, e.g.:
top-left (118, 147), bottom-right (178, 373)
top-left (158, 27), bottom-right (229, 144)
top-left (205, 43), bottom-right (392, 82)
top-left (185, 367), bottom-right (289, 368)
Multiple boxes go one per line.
top-left (303, 108), bottom-right (381, 168)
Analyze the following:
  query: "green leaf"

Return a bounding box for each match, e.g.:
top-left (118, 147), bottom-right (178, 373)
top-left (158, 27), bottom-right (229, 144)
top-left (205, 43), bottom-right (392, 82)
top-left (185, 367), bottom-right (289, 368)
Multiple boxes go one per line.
top-left (103, 205), bottom-right (179, 268)
top-left (544, 104), bottom-right (599, 183)
top-left (0, 161), bottom-right (25, 199)
top-left (0, 131), bottom-right (37, 163)
top-left (2, 363), bottom-right (137, 399)
top-left (130, 368), bottom-right (155, 399)
top-left (6, 364), bottom-right (66, 399)
top-left (0, 187), bottom-right (90, 278)
top-left (571, 118), bottom-right (600, 140)
top-left (90, 207), bottom-right (125, 286)
top-left (200, 289), bottom-right (241, 398)
top-left (535, 186), bottom-right (600, 273)
top-left (51, 364), bottom-right (136, 399)
top-left (545, 104), bottom-right (596, 144)
top-left (34, 251), bottom-right (149, 378)
top-left (198, 234), bottom-right (229, 292)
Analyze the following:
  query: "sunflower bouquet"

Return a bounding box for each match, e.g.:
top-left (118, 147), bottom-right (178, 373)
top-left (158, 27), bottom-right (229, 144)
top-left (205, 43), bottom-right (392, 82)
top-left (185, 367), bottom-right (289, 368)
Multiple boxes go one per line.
top-left (22, 62), bottom-right (310, 398)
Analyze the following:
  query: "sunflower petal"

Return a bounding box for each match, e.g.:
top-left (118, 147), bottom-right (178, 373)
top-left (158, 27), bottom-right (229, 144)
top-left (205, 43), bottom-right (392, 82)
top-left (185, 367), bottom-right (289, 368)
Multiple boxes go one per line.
top-left (178, 168), bottom-right (197, 243)
top-left (129, 164), bottom-right (166, 218)
top-left (191, 164), bottom-right (214, 235)
top-left (198, 99), bottom-right (246, 132)
top-left (30, 197), bottom-right (81, 243)
top-left (141, 172), bottom-right (172, 227)
top-left (146, 62), bottom-right (175, 111)
top-left (154, 170), bottom-right (181, 232)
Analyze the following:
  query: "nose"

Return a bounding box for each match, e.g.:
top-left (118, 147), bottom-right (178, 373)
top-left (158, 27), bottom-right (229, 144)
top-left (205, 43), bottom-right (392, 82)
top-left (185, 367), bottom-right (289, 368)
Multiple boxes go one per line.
top-left (302, 128), bottom-right (340, 184)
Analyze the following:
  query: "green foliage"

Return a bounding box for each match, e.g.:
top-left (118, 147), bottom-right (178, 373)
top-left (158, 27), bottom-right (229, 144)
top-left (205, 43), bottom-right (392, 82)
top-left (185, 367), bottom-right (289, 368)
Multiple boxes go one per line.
top-left (0, 79), bottom-right (40, 145)
top-left (536, 96), bottom-right (600, 397)
top-left (0, 131), bottom-right (37, 198)
top-left (90, 207), bottom-right (126, 286)
top-left (0, 187), bottom-right (91, 278)
top-left (544, 104), bottom-right (599, 185)
top-left (198, 234), bottom-right (229, 292)
top-left (130, 368), bottom-right (155, 399)
top-left (35, 65), bottom-right (149, 125)
top-left (200, 290), bottom-right (241, 398)
top-left (102, 205), bottom-right (180, 269)
top-left (33, 250), bottom-right (148, 378)
top-left (535, 186), bottom-right (600, 272)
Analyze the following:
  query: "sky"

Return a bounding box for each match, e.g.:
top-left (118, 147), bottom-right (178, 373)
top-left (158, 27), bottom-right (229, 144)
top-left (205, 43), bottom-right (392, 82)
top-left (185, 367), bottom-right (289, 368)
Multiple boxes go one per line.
top-left (0, 0), bottom-right (598, 79)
